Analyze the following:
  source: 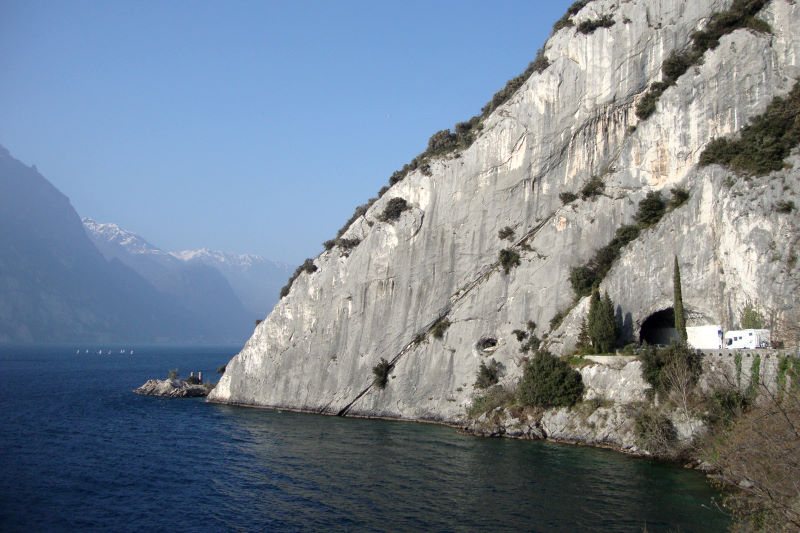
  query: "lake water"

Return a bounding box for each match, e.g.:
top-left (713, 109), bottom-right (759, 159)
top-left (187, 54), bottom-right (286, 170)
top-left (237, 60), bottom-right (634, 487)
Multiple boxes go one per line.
top-left (0, 345), bottom-right (729, 531)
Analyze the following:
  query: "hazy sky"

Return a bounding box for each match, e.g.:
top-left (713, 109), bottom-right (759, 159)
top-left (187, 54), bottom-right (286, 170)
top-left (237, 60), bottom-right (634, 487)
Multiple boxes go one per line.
top-left (1, 0), bottom-right (573, 265)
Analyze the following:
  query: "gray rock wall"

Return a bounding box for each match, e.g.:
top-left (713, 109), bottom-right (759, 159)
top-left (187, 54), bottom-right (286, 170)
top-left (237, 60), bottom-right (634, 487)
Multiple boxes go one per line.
top-left (209, 0), bottom-right (800, 424)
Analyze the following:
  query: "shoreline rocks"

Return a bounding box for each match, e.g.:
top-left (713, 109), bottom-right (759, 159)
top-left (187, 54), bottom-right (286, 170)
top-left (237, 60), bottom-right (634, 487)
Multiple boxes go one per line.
top-left (134, 378), bottom-right (212, 398)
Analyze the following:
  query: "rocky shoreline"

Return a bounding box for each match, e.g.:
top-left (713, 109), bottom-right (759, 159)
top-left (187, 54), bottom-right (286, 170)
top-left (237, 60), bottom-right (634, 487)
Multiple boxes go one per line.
top-left (134, 378), bottom-right (213, 398)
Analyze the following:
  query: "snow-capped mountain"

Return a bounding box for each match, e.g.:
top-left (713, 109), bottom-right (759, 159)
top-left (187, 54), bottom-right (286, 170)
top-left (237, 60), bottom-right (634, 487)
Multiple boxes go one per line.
top-left (83, 218), bottom-right (172, 258)
top-left (83, 218), bottom-right (252, 342)
top-left (170, 248), bottom-right (292, 316)
top-left (0, 146), bottom-right (210, 344)
top-left (83, 219), bottom-right (291, 318)
top-left (170, 248), bottom-right (262, 267)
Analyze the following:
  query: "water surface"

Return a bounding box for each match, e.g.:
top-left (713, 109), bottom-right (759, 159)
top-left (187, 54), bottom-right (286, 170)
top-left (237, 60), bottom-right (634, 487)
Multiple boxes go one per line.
top-left (0, 345), bottom-right (728, 531)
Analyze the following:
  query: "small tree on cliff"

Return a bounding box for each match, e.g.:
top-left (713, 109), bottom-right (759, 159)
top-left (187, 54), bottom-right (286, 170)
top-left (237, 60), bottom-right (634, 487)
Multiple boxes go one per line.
top-left (588, 290), bottom-right (618, 353)
top-left (673, 255), bottom-right (687, 342)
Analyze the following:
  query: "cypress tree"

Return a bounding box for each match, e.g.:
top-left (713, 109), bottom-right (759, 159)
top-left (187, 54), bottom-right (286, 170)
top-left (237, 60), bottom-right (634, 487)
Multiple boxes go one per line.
top-left (588, 290), bottom-right (618, 353)
top-left (588, 290), bottom-right (602, 353)
top-left (601, 292), bottom-right (620, 349)
top-left (674, 255), bottom-right (687, 342)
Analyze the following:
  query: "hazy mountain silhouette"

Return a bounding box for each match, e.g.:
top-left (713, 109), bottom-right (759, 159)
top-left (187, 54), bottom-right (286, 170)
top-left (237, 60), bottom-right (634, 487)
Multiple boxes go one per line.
top-left (83, 219), bottom-right (254, 340)
top-left (169, 249), bottom-right (291, 318)
top-left (0, 145), bottom-right (249, 344)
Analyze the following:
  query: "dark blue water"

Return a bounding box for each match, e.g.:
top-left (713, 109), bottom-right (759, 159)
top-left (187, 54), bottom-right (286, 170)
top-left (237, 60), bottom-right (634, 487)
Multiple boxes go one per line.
top-left (0, 345), bottom-right (728, 532)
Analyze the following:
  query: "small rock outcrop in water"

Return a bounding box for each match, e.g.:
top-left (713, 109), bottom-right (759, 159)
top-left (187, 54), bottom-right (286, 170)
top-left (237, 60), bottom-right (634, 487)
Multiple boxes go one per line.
top-left (135, 378), bottom-right (212, 398)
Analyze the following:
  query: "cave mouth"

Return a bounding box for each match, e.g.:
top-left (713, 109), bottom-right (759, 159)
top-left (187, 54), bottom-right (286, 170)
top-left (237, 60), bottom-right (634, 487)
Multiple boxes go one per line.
top-left (476, 337), bottom-right (498, 353)
top-left (639, 308), bottom-right (677, 345)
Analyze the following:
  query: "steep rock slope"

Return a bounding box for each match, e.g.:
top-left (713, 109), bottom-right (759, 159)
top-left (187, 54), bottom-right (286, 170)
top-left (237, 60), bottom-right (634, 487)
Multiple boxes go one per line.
top-left (210, 0), bottom-right (800, 423)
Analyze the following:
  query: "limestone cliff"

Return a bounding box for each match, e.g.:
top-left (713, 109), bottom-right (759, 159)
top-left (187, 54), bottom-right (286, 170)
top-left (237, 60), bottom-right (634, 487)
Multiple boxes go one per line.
top-left (209, 0), bottom-right (800, 425)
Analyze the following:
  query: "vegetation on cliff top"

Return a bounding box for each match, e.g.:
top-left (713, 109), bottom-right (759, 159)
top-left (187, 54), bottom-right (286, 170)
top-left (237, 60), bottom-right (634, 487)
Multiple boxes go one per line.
top-left (577, 15), bottom-right (614, 35)
top-left (279, 258), bottom-right (317, 299)
top-left (636, 0), bottom-right (771, 120)
top-left (322, 12), bottom-right (566, 251)
top-left (552, 1), bottom-right (594, 34)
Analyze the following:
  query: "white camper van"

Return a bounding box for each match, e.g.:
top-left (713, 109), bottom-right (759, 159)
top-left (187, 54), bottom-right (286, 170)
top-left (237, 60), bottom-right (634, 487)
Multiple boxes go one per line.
top-left (724, 329), bottom-right (771, 349)
top-left (686, 325), bottom-right (724, 350)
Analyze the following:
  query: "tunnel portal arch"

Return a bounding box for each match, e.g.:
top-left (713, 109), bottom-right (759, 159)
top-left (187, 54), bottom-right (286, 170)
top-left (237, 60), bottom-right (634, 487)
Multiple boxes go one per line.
top-left (639, 307), bottom-right (677, 345)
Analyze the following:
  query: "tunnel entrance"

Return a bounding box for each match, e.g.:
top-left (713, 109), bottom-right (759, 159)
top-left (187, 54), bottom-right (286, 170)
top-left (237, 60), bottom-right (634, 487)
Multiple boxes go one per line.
top-left (639, 308), bottom-right (677, 345)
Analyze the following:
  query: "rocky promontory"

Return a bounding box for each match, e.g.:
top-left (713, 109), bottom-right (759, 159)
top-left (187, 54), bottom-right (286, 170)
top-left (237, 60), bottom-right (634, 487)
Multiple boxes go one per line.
top-left (135, 378), bottom-right (213, 398)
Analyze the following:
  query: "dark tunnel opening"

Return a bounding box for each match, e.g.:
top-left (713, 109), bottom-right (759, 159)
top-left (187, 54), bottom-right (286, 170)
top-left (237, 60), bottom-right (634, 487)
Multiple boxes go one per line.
top-left (639, 308), bottom-right (677, 345)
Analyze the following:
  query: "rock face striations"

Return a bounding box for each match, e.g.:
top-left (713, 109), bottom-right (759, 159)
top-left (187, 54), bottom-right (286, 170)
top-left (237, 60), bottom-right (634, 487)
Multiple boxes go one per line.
top-left (209, 0), bottom-right (800, 425)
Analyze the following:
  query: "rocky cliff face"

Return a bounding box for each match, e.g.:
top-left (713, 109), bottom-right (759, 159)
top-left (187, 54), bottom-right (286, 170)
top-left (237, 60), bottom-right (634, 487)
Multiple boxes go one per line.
top-left (209, 0), bottom-right (800, 424)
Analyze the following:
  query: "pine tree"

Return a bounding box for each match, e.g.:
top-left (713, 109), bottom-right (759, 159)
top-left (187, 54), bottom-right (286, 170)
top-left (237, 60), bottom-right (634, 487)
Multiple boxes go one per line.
top-left (588, 290), bottom-right (618, 353)
top-left (674, 255), bottom-right (687, 342)
top-left (576, 318), bottom-right (591, 354)
top-left (601, 292), bottom-right (620, 347)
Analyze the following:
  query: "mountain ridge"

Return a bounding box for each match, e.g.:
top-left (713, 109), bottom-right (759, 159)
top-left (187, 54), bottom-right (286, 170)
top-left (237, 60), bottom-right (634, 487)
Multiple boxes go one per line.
top-left (82, 218), bottom-right (292, 319)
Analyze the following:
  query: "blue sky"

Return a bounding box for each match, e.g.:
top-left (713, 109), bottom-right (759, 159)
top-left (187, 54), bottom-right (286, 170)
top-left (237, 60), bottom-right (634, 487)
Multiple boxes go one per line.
top-left (1, 0), bottom-right (573, 265)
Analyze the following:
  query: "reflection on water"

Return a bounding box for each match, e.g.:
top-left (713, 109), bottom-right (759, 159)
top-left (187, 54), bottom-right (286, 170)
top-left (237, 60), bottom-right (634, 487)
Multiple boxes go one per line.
top-left (209, 406), bottom-right (727, 532)
top-left (0, 346), bottom-right (728, 532)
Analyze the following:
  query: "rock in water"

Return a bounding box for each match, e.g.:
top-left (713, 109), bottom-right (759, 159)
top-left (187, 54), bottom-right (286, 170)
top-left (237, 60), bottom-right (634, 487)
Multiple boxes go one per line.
top-left (135, 379), bottom-right (210, 398)
top-left (209, 0), bottom-right (800, 425)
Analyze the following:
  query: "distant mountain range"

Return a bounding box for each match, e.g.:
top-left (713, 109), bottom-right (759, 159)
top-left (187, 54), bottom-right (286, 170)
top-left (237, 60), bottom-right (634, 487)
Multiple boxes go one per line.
top-left (83, 219), bottom-right (291, 320)
top-left (0, 144), bottom-right (290, 344)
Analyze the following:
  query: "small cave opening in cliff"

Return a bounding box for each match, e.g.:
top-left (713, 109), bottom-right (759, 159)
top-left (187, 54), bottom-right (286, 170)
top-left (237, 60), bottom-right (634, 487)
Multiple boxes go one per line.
top-left (639, 308), bottom-right (678, 345)
top-left (476, 337), bottom-right (498, 353)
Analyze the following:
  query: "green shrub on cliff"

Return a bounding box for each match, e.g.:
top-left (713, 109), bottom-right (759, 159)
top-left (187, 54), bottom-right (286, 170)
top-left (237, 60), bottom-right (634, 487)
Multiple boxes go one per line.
top-left (372, 358), bottom-right (391, 389)
top-left (474, 359), bottom-right (501, 389)
top-left (634, 191), bottom-right (666, 227)
top-left (467, 385), bottom-right (515, 418)
top-left (577, 15), bottom-right (614, 35)
top-left (638, 342), bottom-right (702, 394)
top-left (514, 320), bottom-right (541, 354)
top-left (559, 191), bottom-right (578, 205)
top-left (378, 198), bottom-right (410, 222)
top-left (517, 350), bottom-right (584, 408)
top-left (499, 249), bottom-right (520, 274)
top-left (498, 226), bottom-right (515, 241)
top-left (700, 80), bottom-right (800, 175)
top-left (580, 176), bottom-right (604, 200)
top-left (430, 318), bottom-right (451, 340)
top-left (666, 186), bottom-right (689, 210)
